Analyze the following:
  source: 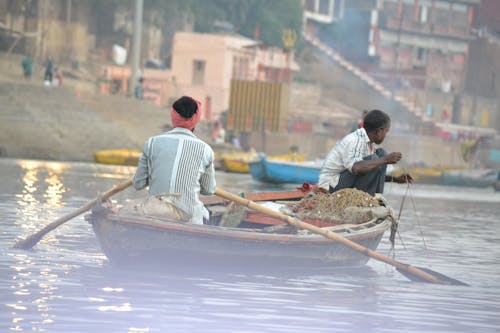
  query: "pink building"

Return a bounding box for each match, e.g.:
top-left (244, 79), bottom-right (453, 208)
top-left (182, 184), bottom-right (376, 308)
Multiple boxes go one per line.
top-left (170, 32), bottom-right (299, 122)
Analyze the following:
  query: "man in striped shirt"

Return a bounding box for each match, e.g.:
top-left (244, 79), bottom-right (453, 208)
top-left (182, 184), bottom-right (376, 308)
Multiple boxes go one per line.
top-left (318, 109), bottom-right (413, 196)
top-left (133, 96), bottom-right (216, 224)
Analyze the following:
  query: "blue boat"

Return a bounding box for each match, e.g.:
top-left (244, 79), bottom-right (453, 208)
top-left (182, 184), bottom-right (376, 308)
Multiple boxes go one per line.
top-left (249, 155), bottom-right (323, 184)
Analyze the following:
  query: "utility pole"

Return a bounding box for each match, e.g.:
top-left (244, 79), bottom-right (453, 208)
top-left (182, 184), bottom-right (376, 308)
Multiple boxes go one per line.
top-left (66, 0), bottom-right (72, 61)
top-left (130, 0), bottom-right (143, 97)
top-left (393, 0), bottom-right (404, 90)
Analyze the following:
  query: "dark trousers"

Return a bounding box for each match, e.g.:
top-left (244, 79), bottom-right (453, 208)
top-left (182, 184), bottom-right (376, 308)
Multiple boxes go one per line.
top-left (44, 72), bottom-right (53, 82)
top-left (329, 148), bottom-right (387, 196)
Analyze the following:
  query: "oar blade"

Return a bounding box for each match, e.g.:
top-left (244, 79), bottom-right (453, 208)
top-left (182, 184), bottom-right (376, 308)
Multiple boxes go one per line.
top-left (13, 180), bottom-right (133, 250)
top-left (13, 235), bottom-right (40, 250)
top-left (396, 266), bottom-right (469, 286)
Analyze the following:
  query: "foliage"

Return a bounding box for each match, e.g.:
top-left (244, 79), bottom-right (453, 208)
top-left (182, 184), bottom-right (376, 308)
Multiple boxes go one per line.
top-left (189, 0), bottom-right (303, 47)
top-left (91, 0), bottom-right (303, 48)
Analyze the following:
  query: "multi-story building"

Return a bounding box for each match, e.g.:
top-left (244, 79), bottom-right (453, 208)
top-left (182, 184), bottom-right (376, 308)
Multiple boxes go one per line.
top-left (371, 0), bottom-right (479, 93)
top-left (303, 0), bottom-right (345, 24)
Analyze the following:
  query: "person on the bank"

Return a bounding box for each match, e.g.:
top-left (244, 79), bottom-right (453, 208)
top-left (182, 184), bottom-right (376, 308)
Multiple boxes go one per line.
top-left (21, 55), bottom-right (33, 80)
top-left (350, 109), bottom-right (368, 132)
top-left (318, 109), bottom-right (413, 196)
top-left (133, 96), bottom-right (216, 224)
top-left (44, 57), bottom-right (54, 83)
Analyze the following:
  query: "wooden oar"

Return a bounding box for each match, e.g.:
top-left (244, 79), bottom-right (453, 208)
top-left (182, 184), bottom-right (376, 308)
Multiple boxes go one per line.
top-left (215, 187), bottom-right (468, 286)
top-left (14, 180), bottom-right (133, 250)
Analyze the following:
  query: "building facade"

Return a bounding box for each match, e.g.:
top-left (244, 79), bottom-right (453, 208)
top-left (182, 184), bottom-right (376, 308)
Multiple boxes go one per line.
top-left (371, 0), bottom-right (479, 92)
top-left (170, 32), bottom-right (298, 123)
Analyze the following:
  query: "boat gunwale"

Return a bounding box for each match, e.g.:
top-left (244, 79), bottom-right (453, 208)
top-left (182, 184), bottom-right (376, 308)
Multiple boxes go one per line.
top-left (94, 211), bottom-right (391, 244)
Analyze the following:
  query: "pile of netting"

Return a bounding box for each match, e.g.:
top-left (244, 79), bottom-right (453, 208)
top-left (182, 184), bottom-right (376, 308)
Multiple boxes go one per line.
top-left (288, 188), bottom-right (380, 222)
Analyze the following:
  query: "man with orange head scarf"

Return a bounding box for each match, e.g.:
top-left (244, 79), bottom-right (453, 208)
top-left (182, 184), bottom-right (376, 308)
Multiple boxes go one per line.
top-left (133, 96), bottom-right (216, 224)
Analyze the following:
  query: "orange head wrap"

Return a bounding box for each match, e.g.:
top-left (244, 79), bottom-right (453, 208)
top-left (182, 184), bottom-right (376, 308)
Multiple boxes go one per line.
top-left (170, 98), bottom-right (201, 130)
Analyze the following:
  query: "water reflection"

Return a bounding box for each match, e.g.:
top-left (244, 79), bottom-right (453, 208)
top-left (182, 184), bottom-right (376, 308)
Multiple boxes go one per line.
top-left (8, 161), bottom-right (71, 332)
top-left (16, 161), bottom-right (40, 232)
top-left (15, 160), bottom-right (68, 230)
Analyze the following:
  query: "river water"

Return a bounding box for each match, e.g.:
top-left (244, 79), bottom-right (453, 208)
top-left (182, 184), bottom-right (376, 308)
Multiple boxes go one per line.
top-left (1, 158), bottom-right (499, 333)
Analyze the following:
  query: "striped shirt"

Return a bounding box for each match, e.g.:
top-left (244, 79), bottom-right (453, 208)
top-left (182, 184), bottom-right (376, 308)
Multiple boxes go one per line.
top-left (133, 128), bottom-right (216, 224)
top-left (318, 128), bottom-right (375, 191)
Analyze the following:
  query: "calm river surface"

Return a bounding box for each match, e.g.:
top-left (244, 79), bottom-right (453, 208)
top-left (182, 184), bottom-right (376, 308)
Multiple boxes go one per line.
top-left (1, 158), bottom-right (499, 333)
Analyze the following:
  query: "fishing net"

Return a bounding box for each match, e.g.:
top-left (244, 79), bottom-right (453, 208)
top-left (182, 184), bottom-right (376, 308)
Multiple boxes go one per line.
top-left (288, 188), bottom-right (381, 223)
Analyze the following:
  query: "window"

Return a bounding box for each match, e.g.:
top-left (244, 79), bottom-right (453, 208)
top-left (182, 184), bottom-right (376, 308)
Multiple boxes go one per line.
top-left (192, 60), bottom-right (205, 85)
top-left (305, 0), bottom-right (315, 12)
top-left (417, 47), bottom-right (425, 60)
top-left (319, 0), bottom-right (330, 15)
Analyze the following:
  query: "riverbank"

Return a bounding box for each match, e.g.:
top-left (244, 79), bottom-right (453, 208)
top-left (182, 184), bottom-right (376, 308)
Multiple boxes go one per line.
top-left (0, 56), bottom-right (467, 167)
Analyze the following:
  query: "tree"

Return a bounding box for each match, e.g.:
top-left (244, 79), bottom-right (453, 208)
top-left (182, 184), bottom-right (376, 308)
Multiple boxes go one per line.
top-left (190, 0), bottom-right (303, 47)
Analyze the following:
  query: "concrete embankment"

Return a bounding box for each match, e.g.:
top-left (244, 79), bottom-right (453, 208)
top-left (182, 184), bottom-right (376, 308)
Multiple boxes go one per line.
top-left (0, 80), bottom-right (465, 167)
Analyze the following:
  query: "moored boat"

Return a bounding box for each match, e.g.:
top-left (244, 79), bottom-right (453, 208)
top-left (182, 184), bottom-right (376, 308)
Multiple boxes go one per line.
top-left (94, 149), bottom-right (141, 166)
top-left (85, 188), bottom-right (393, 269)
top-left (220, 152), bottom-right (307, 173)
top-left (249, 155), bottom-right (323, 184)
top-left (440, 168), bottom-right (498, 188)
top-left (212, 143), bottom-right (243, 170)
top-left (219, 151), bottom-right (258, 173)
top-left (494, 180), bottom-right (500, 192)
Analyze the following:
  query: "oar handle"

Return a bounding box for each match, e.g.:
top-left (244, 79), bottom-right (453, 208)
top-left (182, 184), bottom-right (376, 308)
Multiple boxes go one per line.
top-left (14, 180), bottom-right (133, 250)
top-left (214, 187), bottom-right (449, 285)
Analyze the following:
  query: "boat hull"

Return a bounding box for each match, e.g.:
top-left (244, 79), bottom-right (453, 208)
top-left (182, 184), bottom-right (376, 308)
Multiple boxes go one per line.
top-left (221, 152), bottom-right (306, 174)
top-left (94, 149), bottom-right (141, 166)
top-left (220, 158), bottom-right (251, 173)
top-left (249, 157), bottom-right (321, 184)
top-left (88, 210), bottom-right (390, 269)
top-left (440, 169), bottom-right (497, 188)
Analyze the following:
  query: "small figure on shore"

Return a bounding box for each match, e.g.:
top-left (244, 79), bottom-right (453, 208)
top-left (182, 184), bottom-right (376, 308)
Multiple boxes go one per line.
top-left (230, 133), bottom-right (240, 148)
top-left (44, 57), bottom-right (54, 84)
top-left (350, 109), bottom-right (369, 132)
top-left (211, 120), bottom-right (226, 144)
top-left (53, 67), bottom-right (63, 86)
top-left (21, 55), bottom-right (33, 80)
top-left (135, 77), bottom-right (144, 99)
top-left (319, 109), bottom-right (413, 196)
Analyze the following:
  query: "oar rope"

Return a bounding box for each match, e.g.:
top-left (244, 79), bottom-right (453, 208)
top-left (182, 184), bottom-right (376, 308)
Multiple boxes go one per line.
top-left (14, 180), bottom-right (133, 250)
top-left (408, 182), bottom-right (428, 249)
top-left (390, 180), bottom-right (410, 250)
top-left (215, 187), bottom-right (468, 286)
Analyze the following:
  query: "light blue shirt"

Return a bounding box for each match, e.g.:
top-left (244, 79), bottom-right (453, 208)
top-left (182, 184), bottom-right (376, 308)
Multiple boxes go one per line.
top-left (318, 128), bottom-right (375, 190)
top-left (133, 128), bottom-right (216, 224)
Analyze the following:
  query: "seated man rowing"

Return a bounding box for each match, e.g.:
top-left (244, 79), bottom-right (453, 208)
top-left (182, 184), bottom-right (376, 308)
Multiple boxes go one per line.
top-left (133, 96), bottom-right (216, 224)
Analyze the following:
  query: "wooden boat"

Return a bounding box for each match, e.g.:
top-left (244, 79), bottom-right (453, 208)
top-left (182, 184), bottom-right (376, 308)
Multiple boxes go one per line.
top-left (212, 143), bottom-right (242, 170)
top-left (390, 165), bottom-right (463, 185)
top-left (440, 168), bottom-right (498, 188)
top-left (94, 149), bottom-right (141, 166)
top-left (494, 180), bottom-right (500, 192)
top-left (85, 187), bottom-right (393, 269)
top-left (221, 151), bottom-right (307, 174)
top-left (249, 155), bottom-right (322, 184)
top-left (219, 151), bottom-right (258, 173)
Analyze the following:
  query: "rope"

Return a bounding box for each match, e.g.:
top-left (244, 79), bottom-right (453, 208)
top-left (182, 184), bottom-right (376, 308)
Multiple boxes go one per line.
top-left (408, 183), bottom-right (428, 249)
top-left (390, 181), bottom-right (409, 250)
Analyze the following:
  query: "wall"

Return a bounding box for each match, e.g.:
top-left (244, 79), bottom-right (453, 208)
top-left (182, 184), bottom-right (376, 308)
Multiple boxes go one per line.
top-left (247, 129), bottom-right (465, 168)
top-left (170, 32), bottom-right (230, 121)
